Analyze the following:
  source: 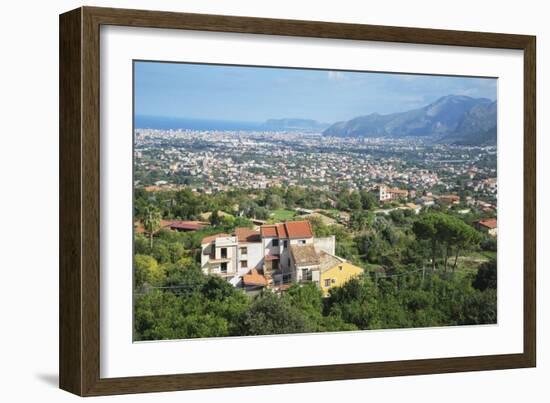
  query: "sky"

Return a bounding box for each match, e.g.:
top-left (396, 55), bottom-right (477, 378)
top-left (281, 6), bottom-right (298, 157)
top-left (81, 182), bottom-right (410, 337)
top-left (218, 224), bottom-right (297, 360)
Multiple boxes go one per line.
top-left (134, 61), bottom-right (497, 124)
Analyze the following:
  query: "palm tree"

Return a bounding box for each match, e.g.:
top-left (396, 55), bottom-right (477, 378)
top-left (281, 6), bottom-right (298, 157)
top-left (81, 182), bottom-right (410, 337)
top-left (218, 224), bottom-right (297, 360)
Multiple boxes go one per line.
top-left (142, 205), bottom-right (162, 248)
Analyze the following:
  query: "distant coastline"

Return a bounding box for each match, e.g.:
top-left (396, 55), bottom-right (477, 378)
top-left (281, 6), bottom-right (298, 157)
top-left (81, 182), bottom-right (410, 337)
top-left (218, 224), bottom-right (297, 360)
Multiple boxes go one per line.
top-left (135, 115), bottom-right (262, 131)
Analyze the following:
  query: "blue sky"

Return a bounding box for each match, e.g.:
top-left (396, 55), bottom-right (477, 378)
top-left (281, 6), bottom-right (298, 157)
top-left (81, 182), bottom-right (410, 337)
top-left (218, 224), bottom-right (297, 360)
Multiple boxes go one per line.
top-left (134, 61), bottom-right (497, 124)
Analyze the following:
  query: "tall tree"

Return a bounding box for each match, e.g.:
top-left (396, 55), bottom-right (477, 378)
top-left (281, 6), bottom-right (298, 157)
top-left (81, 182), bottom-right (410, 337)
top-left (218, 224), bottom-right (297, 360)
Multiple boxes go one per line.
top-left (209, 210), bottom-right (221, 226)
top-left (142, 205), bottom-right (162, 248)
top-left (413, 214), bottom-right (440, 272)
top-left (360, 190), bottom-right (377, 210)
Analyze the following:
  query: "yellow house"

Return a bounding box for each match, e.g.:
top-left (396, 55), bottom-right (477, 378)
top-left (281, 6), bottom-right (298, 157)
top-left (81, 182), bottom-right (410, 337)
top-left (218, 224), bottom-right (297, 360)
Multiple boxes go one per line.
top-left (318, 252), bottom-right (364, 297)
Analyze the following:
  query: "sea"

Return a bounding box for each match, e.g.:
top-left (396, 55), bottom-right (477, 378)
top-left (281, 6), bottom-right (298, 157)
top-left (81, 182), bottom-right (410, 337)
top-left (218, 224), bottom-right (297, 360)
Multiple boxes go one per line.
top-left (134, 115), bottom-right (262, 131)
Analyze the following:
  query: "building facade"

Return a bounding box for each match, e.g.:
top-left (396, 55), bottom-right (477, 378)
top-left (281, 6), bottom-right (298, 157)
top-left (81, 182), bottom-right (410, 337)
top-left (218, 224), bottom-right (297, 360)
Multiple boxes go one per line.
top-left (476, 218), bottom-right (498, 237)
top-left (201, 220), bottom-right (344, 293)
top-left (318, 253), bottom-right (364, 297)
top-left (379, 185), bottom-right (409, 202)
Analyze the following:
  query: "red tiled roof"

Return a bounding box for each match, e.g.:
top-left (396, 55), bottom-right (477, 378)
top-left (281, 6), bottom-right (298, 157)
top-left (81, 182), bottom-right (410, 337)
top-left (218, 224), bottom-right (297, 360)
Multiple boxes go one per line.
top-left (235, 227), bottom-right (261, 243)
top-left (260, 225), bottom-right (278, 238)
top-left (388, 188), bottom-right (408, 195)
top-left (478, 218), bottom-right (497, 229)
top-left (276, 223), bottom-right (289, 238)
top-left (284, 221), bottom-right (313, 239)
top-left (439, 194), bottom-right (460, 201)
top-left (242, 269), bottom-right (268, 286)
top-left (134, 222), bottom-right (145, 234)
top-left (260, 220), bottom-right (313, 239)
top-left (169, 221), bottom-right (207, 231)
top-left (201, 233), bottom-right (231, 244)
top-left (265, 255), bottom-right (280, 261)
top-left (134, 219), bottom-right (175, 234)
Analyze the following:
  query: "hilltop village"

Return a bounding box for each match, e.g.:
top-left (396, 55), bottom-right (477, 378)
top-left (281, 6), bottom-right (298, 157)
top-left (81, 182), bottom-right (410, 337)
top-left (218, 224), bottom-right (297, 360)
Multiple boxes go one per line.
top-left (133, 128), bottom-right (498, 340)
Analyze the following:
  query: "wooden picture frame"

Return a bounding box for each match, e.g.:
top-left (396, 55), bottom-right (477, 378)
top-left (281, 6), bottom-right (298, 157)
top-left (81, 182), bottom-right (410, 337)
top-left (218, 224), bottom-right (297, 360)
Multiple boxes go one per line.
top-left (59, 6), bottom-right (536, 396)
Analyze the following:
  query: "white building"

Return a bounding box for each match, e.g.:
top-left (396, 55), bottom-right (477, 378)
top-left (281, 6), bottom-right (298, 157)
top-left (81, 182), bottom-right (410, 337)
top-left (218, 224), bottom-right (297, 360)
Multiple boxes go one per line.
top-left (201, 221), bottom-right (335, 289)
top-left (379, 184), bottom-right (409, 202)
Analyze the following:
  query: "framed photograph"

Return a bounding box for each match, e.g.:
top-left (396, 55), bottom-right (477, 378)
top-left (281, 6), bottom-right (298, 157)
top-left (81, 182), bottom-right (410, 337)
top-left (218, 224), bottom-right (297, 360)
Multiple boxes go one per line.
top-left (59, 6), bottom-right (536, 396)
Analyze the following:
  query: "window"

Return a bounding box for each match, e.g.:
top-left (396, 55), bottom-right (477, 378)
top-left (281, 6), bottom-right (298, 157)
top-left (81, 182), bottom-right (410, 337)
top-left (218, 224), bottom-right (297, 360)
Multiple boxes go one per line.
top-left (298, 239), bottom-right (306, 245)
top-left (240, 247), bottom-right (247, 255)
top-left (272, 260), bottom-right (279, 271)
top-left (287, 258), bottom-right (291, 267)
top-left (324, 279), bottom-right (331, 287)
top-left (221, 247), bottom-right (227, 258)
top-left (302, 269), bottom-right (312, 281)
top-left (240, 260), bottom-right (247, 268)
top-left (283, 240), bottom-right (288, 248)
top-left (332, 279), bottom-right (336, 284)
top-left (220, 262), bottom-right (227, 273)
top-left (272, 239), bottom-right (279, 247)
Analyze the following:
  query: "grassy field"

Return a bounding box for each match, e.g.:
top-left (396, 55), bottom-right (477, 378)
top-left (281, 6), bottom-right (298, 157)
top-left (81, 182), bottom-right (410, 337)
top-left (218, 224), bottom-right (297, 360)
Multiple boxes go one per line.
top-left (270, 209), bottom-right (297, 221)
top-left (455, 251), bottom-right (495, 275)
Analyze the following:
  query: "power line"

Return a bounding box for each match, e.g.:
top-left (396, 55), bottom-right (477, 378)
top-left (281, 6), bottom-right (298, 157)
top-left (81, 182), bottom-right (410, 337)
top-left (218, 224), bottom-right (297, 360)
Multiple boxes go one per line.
top-left (373, 267), bottom-right (427, 279)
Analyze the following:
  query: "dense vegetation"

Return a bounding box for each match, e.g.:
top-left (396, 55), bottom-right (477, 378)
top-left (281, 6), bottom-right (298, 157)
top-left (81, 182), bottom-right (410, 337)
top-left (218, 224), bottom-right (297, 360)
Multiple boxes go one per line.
top-left (133, 187), bottom-right (497, 341)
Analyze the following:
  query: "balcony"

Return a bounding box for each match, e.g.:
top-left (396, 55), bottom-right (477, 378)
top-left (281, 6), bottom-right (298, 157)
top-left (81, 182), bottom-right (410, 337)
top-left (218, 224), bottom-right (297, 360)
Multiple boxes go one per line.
top-left (207, 257), bottom-right (231, 264)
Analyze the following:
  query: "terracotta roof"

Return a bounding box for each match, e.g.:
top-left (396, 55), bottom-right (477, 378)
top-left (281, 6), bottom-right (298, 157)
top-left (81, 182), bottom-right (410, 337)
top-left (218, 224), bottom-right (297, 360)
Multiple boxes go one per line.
top-left (318, 251), bottom-right (345, 273)
top-left (260, 225), bottom-right (278, 238)
top-left (169, 221), bottom-right (207, 231)
top-left (265, 255), bottom-right (280, 261)
top-left (134, 222), bottom-right (145, 234)
top-left (478, 218), bottom-right (497, 229)
top-left (388, 188), bottom-right (408, 195)
top-left (290, 244), bottom-right (320, 266)
top-left (439, 194), bottom-right (460, 202)
top-left (201, 233), bottom-right (231, 244)
top-left (134, 219), bottom-right (175, 234)
top-left (235, 227), bottom-right (261, 243)
top-left (242, 269), bottom-right (268, 286)
top-left (260, 220), bottom-right (313, 239)
top-left (284, 220), bottom-right (313, 239)
top-left (276, 223), bottom-right (289, 238)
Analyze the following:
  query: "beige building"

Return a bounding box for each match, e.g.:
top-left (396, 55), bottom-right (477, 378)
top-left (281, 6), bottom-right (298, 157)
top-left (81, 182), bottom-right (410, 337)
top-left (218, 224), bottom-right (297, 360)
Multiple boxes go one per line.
top-left (379, 185), bottom-right (409, 202)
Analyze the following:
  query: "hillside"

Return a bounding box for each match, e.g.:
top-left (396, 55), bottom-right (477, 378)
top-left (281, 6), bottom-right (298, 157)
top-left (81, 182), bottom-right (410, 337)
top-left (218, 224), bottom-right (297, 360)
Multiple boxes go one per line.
top-left (323, 95), bottom-right (497, 145)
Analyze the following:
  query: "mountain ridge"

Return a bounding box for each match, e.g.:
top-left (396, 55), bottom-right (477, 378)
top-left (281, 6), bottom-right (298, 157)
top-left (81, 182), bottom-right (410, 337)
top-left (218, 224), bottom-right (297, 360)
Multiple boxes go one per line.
top-left (323, 95), bottom-right (497, 145)
top-left (261, 118), bottom-right (330, 132)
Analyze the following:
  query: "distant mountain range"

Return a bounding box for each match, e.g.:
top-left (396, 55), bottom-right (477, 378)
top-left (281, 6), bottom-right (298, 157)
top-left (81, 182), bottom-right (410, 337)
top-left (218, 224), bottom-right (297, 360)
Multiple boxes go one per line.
top-left (323, 95), bottom-right (497, 145)
top-left (135, 116), bottom-right (330, 132)
top-left (261, 118), bottom-right (330, 132)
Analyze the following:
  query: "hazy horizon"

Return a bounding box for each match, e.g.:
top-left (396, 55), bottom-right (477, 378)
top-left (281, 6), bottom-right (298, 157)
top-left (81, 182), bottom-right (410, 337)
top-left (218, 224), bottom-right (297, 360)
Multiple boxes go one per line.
top-left (134, 61), bottom-right (497, 124)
